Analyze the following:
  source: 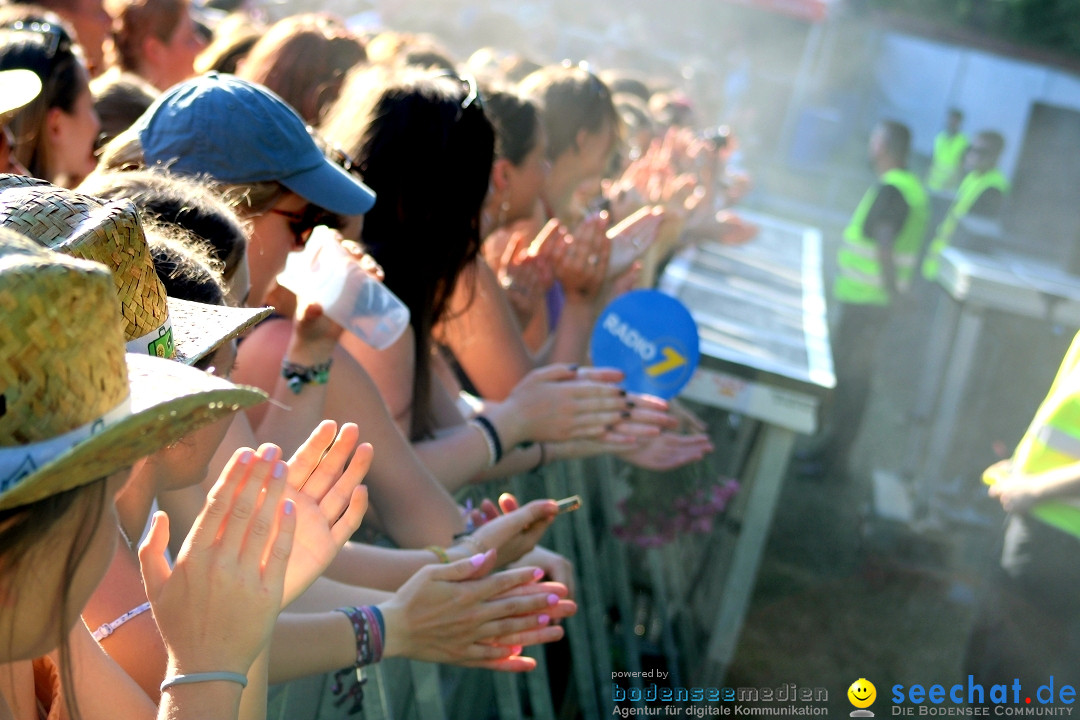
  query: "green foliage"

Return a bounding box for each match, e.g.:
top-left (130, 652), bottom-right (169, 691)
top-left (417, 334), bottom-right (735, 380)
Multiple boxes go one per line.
top-left (864, 0), bottom-right (1080, 59)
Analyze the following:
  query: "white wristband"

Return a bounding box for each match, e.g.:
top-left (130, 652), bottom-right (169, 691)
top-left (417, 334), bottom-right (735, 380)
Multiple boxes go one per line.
top-left (160, 671), bottom-right (249, 692)
top-left (91, 601), bottom-right (152, 641)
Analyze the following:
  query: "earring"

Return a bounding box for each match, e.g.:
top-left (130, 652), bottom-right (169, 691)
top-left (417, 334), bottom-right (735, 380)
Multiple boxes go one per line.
top-left (497, 197), bottom-right (510, 230)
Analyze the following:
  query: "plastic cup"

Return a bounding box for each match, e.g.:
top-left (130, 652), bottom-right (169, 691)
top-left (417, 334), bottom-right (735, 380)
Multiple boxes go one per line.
top-left (276, 227), bottom-right (410, 350)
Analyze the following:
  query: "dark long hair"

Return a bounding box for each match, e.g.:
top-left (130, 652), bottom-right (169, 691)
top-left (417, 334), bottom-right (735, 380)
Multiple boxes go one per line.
top-left (324, 68), bottom-right (494, 439)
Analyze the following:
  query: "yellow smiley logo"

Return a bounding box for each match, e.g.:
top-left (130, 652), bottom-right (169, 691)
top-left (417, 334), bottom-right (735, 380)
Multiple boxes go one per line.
top-left (848, 679), bottom-right (876, 709)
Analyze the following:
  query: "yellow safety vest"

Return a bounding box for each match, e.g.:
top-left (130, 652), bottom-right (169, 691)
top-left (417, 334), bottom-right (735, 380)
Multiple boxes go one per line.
top-left (984, 331), bottom-right (1080, 540)
top-left (922, 169), bottom-right (1009, 280)
top-left (833, 168), bottom-right (929, 306)
top-left (926, 131), bottom-right (968, 192)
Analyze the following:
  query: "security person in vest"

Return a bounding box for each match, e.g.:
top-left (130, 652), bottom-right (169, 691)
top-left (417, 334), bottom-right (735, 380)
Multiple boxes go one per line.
top-left (922, 130), bottom-right (1009, 280)
top-left (965, 330), bottom-right (1080, 697)
top-left (926, 108), bottom-right (968, 193)
top-left (823, 120), bottom-right (928, 480)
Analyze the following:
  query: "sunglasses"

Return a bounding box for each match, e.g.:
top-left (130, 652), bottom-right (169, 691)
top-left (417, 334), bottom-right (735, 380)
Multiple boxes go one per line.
top-left (269, 204), bottom-right (342, 249)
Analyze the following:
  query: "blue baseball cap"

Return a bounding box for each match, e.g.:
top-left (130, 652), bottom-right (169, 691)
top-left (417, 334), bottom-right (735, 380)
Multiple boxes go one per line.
top-left (133, 73), bottom-right (375, 217)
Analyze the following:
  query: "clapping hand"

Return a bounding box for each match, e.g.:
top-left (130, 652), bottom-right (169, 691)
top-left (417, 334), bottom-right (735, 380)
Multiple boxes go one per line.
top-left (140, 445), bottom-right (296, 676)
top-left (279, 420), bottom-right (371, 607)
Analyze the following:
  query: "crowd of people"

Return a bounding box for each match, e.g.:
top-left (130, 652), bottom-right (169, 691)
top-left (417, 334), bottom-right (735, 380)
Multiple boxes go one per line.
top-left (0, 1), bottom-right (752, 719)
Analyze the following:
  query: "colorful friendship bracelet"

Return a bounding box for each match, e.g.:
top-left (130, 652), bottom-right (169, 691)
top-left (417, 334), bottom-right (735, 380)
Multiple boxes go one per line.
top-left (336, 605), bottom-right (385, 669)
top-left (281, 358), bottom-right (333, 394)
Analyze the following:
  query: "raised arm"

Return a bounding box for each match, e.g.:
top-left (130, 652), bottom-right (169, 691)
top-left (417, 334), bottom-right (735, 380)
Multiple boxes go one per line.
top-left (231, 328), bottom-right (467, 547)
top-left (141, 446), bottom-right (297, 720)
top-left (438, 223), bottom-right (601, 401)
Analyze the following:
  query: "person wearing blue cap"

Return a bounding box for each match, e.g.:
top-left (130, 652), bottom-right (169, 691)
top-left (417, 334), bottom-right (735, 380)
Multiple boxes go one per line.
top-left (97, 71), bottom-right (376, 309)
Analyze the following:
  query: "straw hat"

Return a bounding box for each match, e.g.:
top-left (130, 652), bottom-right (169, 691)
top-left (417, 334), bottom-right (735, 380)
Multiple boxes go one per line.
top-left (0, 175), bottom-right (270, 364)
top-left (0, 232), bottom-right (267, 510)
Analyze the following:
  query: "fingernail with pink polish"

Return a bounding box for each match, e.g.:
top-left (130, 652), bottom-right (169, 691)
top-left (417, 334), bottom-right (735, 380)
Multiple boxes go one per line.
top-left (283, 499), bottom-right (295, 515)
top-left (262, 445), bottom-right (280, 462)
top-left (273, 461), bottom-right (287, 479)
top-left (533, 568), bottom-right (544, 580)
top-left (511, 645), bottom-right (523, 655)
top-left (538, 614), bottom-right (550, 626)
top-left (547, 594), bottom-right (559, 606)
top-left (470, 553), bottom-right (486, 569)
top-left (238, 450), bottom-right (253, 465)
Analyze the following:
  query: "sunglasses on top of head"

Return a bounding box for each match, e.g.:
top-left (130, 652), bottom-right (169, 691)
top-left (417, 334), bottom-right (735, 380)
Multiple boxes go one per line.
top-left (3, 20), bottom-right (72, 59)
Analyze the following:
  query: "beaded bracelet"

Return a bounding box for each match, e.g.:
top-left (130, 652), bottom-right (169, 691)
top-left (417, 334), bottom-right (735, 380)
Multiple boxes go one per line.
top-left (91, 601), bottom-right (152, 641)
top-left (160, 671), bottom-right (248, 693)
top-left (281, 359), bottom-right (333, 394)
top-left (335, 605), bottom-right (385, 669)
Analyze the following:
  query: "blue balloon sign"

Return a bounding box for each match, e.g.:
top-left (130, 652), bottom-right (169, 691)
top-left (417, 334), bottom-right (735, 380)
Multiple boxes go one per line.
top-left (590, 289), bottom-right (700, 399)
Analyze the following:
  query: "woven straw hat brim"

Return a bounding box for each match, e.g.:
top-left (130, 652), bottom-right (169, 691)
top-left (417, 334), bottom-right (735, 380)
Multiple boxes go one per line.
top-left (168, 298), bottom-right (272, 364)
top-left (0, 353), bottom-right (267, 510)
top-left (0, 178), bottom-right (270, 365)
